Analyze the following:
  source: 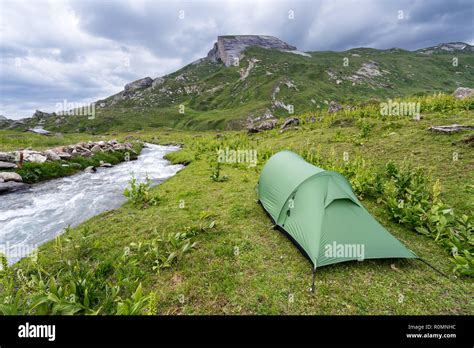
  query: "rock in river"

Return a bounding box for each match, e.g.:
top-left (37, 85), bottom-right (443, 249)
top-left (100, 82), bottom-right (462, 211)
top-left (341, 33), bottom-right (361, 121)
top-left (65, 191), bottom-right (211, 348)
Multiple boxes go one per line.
top-left (0, 181), bottom-right (29, 194)
top-left (0, 172), bottom-right (23, 182)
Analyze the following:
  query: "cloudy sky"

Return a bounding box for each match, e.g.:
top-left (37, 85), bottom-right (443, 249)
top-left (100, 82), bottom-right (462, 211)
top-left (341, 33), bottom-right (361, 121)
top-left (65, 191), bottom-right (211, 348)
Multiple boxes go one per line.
top-left (0, 0), bottom-right (472, 119)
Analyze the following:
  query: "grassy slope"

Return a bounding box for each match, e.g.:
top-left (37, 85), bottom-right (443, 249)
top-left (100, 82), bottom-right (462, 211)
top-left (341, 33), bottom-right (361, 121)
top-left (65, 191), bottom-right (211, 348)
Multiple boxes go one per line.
top-left (12, 106), bottom-right (473, 315)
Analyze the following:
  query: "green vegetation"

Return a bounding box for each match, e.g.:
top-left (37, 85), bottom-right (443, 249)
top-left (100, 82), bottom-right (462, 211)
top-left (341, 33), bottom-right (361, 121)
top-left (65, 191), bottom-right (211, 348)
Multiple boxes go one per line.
top-left (1, 93), bottom-right (472, 315)
top-left (0, 131), bottom-right (97, 152)
top-left (123, 175), bottom-right (160, 208)
top-left (4, 46), bottom-right (473, 133)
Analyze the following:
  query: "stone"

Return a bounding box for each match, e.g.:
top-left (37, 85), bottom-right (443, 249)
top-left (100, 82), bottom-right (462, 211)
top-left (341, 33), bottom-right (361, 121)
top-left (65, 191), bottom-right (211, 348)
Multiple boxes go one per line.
top-left (453, 87), bottom-right (474, 99)
top-left (0, 152), bottom-right (16, 162)
top-left (328, 101), bottom-right (343, 113)
top-left (247, 119), bottom-right (277, 133)
top-left (0, 161), bottom-right (16, 169)
top-left (27, 127), bottom-right (51, 135)
top-left (0, 181), bottom-right (28, 194)
top-left (429, 124), bottom-right (474, 133)
top-left (91, 145), bottom-right (102, 153)
top-left (44, 150), bottom-right (61, 161)
top-left (25, 153), bottom-right (47, 163)
top-left (280, 117), bottom-right (300, 130)
top-left (123, 77), bottom-right (153, 97)
top-left (100, 162), bottom-right (112, 168)
top-left (80, 150), bottom-right (92, 157)
top-left (113, 144), bottom-right (126, 151)
top-left (152, 77), bottom-right (165, 88)
top-left (0, 172), bottom-right (22, 182)
top-left (85, 166), bottom-right (97, 173)
top-left (57, 152), bottom-right (71, 159)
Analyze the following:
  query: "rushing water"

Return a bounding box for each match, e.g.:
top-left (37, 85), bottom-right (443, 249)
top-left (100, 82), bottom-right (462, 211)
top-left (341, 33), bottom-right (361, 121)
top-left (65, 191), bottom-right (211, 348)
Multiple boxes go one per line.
top-left (0, 143), bottom-right (183, 263)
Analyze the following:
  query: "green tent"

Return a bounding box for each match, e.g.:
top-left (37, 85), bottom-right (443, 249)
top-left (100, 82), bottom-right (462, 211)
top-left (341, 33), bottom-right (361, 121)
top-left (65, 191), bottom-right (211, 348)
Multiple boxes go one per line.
top-left (257, 150), bottom-right (418, 275)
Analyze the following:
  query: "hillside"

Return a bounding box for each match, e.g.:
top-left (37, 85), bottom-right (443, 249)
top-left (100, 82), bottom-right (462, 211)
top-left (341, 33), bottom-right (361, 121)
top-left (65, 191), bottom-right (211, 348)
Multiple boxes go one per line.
top-left (2, 36), bottom-right (473, 133)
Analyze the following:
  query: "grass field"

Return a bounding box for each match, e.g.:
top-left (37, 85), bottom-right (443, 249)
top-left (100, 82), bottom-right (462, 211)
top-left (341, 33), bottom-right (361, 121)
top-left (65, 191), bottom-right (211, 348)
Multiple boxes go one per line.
top-left (2, 95), bottom-right (472, 315)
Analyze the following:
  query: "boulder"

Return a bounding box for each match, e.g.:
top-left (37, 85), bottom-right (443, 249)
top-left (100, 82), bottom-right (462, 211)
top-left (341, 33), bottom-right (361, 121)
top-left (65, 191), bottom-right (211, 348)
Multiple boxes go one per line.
top-left (429, 124), bottom-right (474, 133)
top-left (328, 101), bottom-right (343, 113)
top-left (453, 87), bottom-right (474, 99)
top-left (113, 144), bottom-right (126, 151)
top-left (123, 77), bottom-right (153, 97)
top-left (0, 152), bottom-right (15, 162)
top-left (57, 152), bottom-right (71, 159)
top-left (91, 145), bottom-right (102, 153)
top-left (280, 117), bottom-right (300, 130)
top-left (0, 172), bottom-right (22, 182)
top-left (44, 150), bottom-right (61, 161)
top-left (0, 181), bottom-right (29, 194)
top-left (100, 162), bottom-right (112, 168)
top-left (247, 119), bottom-right (277, 133)
top-left (25, 153), bottom-right (47, 163)
top-left (85, 166), bottom-right (97, 173)
top-left (0, 161), bottom-right (16, 169)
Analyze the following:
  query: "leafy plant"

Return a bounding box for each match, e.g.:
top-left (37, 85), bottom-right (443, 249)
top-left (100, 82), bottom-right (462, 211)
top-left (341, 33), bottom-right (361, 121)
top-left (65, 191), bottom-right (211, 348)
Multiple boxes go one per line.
top-left (123, 175), bottom-right (159, 208)
top-left (210, 161), bottom-right (229, 182)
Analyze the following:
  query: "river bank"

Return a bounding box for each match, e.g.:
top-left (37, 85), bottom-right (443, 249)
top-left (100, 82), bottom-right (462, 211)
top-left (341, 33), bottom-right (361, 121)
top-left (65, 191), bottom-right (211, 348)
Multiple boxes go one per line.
top-left (0, 140), bottom-right (143, 194)
top-left (0, 143), bottom-right (183, 264)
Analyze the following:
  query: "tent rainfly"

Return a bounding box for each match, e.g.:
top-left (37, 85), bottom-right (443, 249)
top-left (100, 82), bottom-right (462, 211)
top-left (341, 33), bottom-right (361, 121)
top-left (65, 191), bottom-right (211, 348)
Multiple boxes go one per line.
top-left (257, 150), bottom-right (420, 289)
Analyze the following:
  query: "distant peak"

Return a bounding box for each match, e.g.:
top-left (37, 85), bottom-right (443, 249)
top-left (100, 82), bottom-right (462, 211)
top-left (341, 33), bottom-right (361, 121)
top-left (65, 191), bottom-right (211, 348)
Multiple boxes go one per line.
top-left (417, 42), bottom-right (473, 54)
top-left (207, 35), bottom-right (298, 66)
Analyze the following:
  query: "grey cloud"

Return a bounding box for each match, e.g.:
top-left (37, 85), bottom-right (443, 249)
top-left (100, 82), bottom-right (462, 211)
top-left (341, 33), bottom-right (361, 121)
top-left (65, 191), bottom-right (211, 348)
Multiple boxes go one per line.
top-left (1, 0), bottom-right (472, 119)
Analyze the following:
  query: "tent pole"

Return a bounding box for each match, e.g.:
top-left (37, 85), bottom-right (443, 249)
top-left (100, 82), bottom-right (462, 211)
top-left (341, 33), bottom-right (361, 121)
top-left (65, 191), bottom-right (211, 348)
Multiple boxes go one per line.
top-left (310, 268), bottom-right (316, 293)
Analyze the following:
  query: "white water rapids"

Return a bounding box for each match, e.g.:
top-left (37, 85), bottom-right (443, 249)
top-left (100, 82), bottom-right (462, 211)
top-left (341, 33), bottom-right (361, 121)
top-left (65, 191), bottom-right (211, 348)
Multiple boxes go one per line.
top-left (0, 143), bottom-right (183, 263)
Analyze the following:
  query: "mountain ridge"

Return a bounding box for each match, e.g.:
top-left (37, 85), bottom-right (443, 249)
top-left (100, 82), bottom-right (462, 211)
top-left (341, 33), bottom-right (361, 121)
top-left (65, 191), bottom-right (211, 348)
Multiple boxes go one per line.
top-left (2, 36), bottom-right (473, 132)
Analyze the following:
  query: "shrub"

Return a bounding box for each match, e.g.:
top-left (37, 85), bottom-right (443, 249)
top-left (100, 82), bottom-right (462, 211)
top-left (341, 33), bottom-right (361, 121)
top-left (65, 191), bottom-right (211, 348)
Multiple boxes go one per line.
top-left (123, 175), bottom-right (159, 208)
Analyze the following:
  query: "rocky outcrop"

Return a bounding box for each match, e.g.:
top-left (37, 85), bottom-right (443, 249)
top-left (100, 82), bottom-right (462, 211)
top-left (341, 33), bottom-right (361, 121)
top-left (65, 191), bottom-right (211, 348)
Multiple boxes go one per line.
top-left (123, 77), bottom-right (153, 97)
top-left (280, 117), bottom-right (300, 130)
top-left (453, 87), bottom-right (474, 99)
top-left (32, 110), bottom-right (56, 119)
top-left (418, 42), bottom-right (474, 55)
top-left (429, 124), bottom-right (474, 133)
top-left (207, 35), bottom-right (297, 66)
top-left (328, 101), bottom-right (343, 113)
top-left (247, 119), bottom-right (277, 133)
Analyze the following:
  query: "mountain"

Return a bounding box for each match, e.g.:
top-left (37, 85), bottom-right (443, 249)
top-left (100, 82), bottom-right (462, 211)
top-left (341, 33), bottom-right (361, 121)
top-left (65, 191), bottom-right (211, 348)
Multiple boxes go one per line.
top-left (417, 42), bottom-right (474, 55)
top-left (4, 36), bottom-right (474, 133)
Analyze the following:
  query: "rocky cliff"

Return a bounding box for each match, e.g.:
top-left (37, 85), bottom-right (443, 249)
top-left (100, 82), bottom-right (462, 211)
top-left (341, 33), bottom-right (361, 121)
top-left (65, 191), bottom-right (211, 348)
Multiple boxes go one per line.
top-left (207, 35), bottom-right (297, 66)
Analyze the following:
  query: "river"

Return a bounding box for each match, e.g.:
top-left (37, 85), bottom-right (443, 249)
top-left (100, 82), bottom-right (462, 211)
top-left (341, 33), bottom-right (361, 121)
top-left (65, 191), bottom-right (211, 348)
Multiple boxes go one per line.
top-left (0, 143), bottom-right (183, 264)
